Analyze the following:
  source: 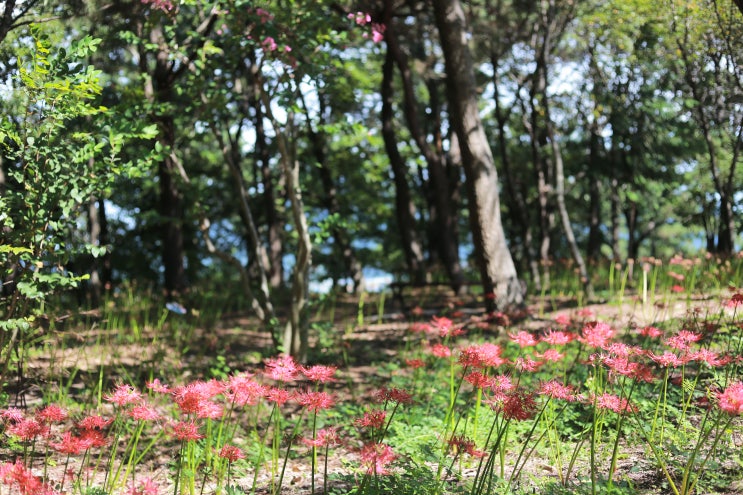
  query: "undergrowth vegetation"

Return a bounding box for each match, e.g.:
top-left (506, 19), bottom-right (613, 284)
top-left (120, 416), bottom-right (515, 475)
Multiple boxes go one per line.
top-left (1, 255), bottom-right (743, 495)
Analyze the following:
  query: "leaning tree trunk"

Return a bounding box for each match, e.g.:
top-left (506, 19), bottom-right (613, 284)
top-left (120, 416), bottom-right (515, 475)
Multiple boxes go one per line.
top-left (432, 0), bottom-right (524, 310)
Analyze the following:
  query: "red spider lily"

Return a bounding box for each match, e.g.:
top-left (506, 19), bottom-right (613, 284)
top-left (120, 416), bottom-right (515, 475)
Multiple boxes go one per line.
top-left (226, 373), bottom-right (268, 406)
top-left (465, 371), bottom-right (491, 389)
top-left (665, 330), bottom-right (702, 351)
top-left (638, 326), bottom-right (663, 338)
top-left (448, 434), bottom-right (487, 457)
top-left (431, 316), bottom-right (464, 338)
top-left (0, 460), bottom-right (62, 495)
top-left (459, 346), bottom-right (483, 367)
top-left (538, 380), bottom-right (577, 401)
top-left (541, 329), bottom-right (574, 345)
top-left (404, 358), bottom-right (425, 369)
top-left (104, 384), bottom-right (143, 407)
top-left (509, 330), bottom-right (538, 347)
top-left (169, 420), bottom-right (204, 442)
top-left (499, 391), bottom-right (538, 421)
top-left (648, 350), bottom-right (685, 368)
top-left (266, 387), bottom-right (292, 406)
top-left (359, 442), bottom-right (396, 475)
top-left (126, 404), bottom-right (161, 422)
top-left (126, 477), bottom-right (159, 495)
top-left (580, 321), bottom-right (615, 348)
top-left (7, 418), bottom-right (49, 441)
top-left (515, 357), bottom-right (542, 372)
top-left (690, 349), bottom-right (731, 367)
top-left (295, 390), bottom-right (336, 412)
top-left (554, 314), bottom-right (572, 326)
top-left (471, 342), bottom-right (506, 368)
top-left (593, 393), bottom-right (637, 414)
top-left (48, 431), bottom-right (88, 455)
top-left (536, 348), bottom-right (565, 362)
top-left (172, 385), bottom-right (209, 415)
top-left (36, 404), bottom-right (68, 424)
top-left (195, 401), bottom-right (224, 420)
top-left (717, 382), bottom-right (743, 415)
top-left (576, 308), bottom-right (595, 318)
top-left (218, 444), bottom-right (246, 462)
top-left (146, 379), bottom-right (170, 394)
top-left (264, 355), bottom-right (300, 382)
top-left (79, 429), bottom-right (108, 449)
top-left (0, 407), bottom-right (24, 423)
top-left (409, 322), bottom-right (432, 334)
top-left (77, 415), bottom-right (113, 431)
top-left (355, 409), bottom-right (386, 429)
top-left (375, 387), bottom-right (413, 405)
top-left (302, 364), bottom-right (338, 383)
top-left (302, 427), bottom-right (340, 448)
top-left (725, 292), bottom-right (743, 308)
top-left (430, 343), bottom-right (451, 358)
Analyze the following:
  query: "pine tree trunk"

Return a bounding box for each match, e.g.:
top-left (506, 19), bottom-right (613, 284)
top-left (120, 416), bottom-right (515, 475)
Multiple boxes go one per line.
top-left (433, 0), bottom-right (524, 310)
top-left (381, 46), bottom-right (427, 285)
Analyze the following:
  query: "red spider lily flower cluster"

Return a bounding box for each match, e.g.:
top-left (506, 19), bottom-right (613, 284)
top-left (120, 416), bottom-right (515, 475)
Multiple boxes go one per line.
top-left (374, 387), bottom-right (413, 405)
top-left (592, 393), bottom-right (637, 414)
top-left (263, 354), bottom-right (301, 382)
top-left (359, 442), bottom-right (396, 475)
top-left (218, 444), bottom-right (246, 462)
top-left (580, 321), bottom-right (616, 348)
top-left (127, 476), bottom-right (159, 495)
top-left (301, 427), bottom-right (341, 448)
top-left (717, 382), bottom-right (743, 415)
top-left (448, 434), bottom-right (487, 458)
top-left (295, 390), bottom-right (336, 412)
top-left (355, 409), bottom-right (386, 429)
top-left (0, 460), bottom-right (62, 495)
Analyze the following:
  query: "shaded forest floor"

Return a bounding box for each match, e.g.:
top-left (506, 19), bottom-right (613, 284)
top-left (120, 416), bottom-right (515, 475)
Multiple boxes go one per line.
top-left (5, 287), bottom-right (743, 495)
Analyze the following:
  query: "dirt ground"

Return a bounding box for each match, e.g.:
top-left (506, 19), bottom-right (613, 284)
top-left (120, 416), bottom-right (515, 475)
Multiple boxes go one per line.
top-left (6, 288), bottom-right (743, 494)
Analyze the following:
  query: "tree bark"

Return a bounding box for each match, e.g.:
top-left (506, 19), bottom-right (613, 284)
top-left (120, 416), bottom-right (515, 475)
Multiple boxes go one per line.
top-left (249, 64), bottom-right (284, 288)
top-left (381, 45), bottom-right (427, 285)
top-left (432, 0), bottom-right (524, 310)
top-left (385, 8), bottom-right (464, 291)
top-left (491, 53), bottom-right (541, 292)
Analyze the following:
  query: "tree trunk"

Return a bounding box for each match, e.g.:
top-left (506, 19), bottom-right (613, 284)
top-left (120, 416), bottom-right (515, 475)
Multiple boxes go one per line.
top-left (87, 196), bottom-right (103, 307)
top-left (491, 54), bottom-right (541, 291)
top-left (381, 46), bottom-right (426, 284)
top-left (432, 0), bottom-right (524, 310)
top-left (717, 192), bottom-right (735, 255)
top-left (386, 9), bottom-right (464, 291)
top-left (157, 116), bottom-right (188, 297)
top-left (251, 76), bottom-right (284, 288)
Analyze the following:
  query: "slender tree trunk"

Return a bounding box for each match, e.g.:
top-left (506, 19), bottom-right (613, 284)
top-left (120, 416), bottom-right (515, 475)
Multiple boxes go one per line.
top-left (386, 9), bottom-right (464, 291)
top-left (250, 71), bottom-right (284, 288)
top-left (586, 129), bottom-right (603, 261)
top-left (543, 95), bottom-right (594, 297)
top-left (610, 177), bottom-right (621, 262)
top-left (381, 46), bottom-right (426, 284)
top-left (157, 115), bottom-right (188, 297)
top-left (98, 197), bottom-right (112, 290)
top-left (491, 55), bottom-right (541, 291)
top-left (87, 196), bottom-right (102, 307)
top-left (433, 0), bottom-right (524, 310)
top-left (261, 87), bottom-right (311, 360)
